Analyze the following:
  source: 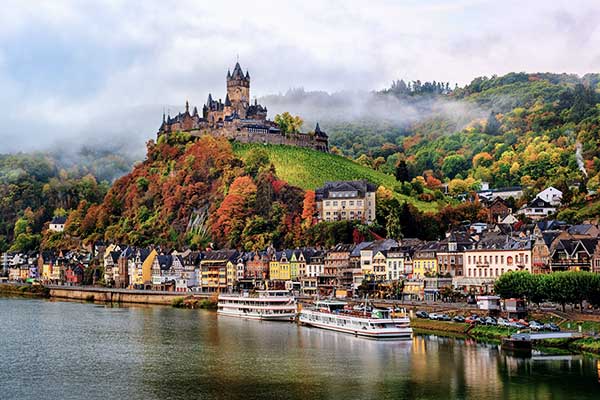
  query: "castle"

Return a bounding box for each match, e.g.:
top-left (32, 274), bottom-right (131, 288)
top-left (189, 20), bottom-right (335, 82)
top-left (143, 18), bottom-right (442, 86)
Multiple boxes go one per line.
top-left (157, 62), bottom-right (329, 152)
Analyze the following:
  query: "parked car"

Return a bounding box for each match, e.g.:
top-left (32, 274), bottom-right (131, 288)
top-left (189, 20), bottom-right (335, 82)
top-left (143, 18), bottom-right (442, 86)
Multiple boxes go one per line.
top-left (529, 321), bottom-right (544, 331)
top-left (509, 322), bottom-right (526, 329)
top-left (465, 315), bottom-right (480, 324)
top-left (415, 311), bottom-right (429, 319)
top-left (497, 318), bottom-right (509, 327)
top-left (438, 314), bottom-right (451, 321)
top-left (518, 319), bottom-right (530, 327)
top-left (429, 313), bottom-right (441, 320)
top-left (453, 315), bottom-right (465, 323)
top-left (484, 317), bottom-right (497, 326)
top-left (543, 323), bottom-right (560, 332)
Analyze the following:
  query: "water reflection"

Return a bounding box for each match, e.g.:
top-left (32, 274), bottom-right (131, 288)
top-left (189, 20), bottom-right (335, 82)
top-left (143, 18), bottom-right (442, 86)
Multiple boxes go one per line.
top-left (0, 297), bottom-right (598, 400)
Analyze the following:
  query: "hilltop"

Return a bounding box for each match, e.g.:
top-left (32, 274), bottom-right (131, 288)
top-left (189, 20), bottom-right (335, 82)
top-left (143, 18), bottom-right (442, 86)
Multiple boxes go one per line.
top-left (232, 143), bottom-right (438, 212)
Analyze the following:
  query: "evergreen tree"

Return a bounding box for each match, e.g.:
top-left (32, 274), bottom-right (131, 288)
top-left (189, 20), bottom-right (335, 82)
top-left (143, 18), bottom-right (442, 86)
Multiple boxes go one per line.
top-left (484, 111), bottom-right (501, 135)
top-left (395, 160), bottom-right (411, 183)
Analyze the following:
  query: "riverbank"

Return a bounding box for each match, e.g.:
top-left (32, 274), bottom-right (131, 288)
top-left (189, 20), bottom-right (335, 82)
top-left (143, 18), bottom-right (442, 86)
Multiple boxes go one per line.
top-left (0, 283), bottom-right (50, 298)
top-left (48, 285), bottom-right (213, 306)
top-left (411, 318), bottom-right (600, 355)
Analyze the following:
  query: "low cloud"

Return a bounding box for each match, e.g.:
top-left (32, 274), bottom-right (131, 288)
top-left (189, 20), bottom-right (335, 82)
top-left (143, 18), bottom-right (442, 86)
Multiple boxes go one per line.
top-left (0, 0), bottom-right (599, 155)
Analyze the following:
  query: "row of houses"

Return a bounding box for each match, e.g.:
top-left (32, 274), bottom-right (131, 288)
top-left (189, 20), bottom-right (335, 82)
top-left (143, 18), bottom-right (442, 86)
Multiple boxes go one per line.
top-left (4, 221), bottom-right (600, 299)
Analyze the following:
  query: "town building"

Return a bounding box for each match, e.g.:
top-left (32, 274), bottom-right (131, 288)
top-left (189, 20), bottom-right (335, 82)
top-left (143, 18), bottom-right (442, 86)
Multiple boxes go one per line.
top-left (459, 233), bottom-right (533, 293)
top-left (49, 216), bottom-right (67, 232)
top-left (436, 233), bottom-right (472, 277)
top-left (315, 180), bottom-right (377, 224)
top-left (201, 250), bottom-right (238, 293)
top-left (536, 186), bottom-right (563, 206)
top-left (518, 198), bottom-right (557, 220)
top-left (412, 242), bottom-right (439, 278)
top-left (483, 197), bottom-right (512, 224)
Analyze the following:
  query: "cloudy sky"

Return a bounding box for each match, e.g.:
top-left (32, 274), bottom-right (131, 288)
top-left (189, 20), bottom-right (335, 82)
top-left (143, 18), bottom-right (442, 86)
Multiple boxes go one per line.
top-left (1, 0), bottom-right (600, 153)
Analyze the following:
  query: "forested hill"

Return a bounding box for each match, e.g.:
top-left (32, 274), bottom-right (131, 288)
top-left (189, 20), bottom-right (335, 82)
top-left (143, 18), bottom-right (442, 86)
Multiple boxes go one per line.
top-left (3, 71), bottom-right (600, 253)
top-left (262, 73), bottom-right (600, 218)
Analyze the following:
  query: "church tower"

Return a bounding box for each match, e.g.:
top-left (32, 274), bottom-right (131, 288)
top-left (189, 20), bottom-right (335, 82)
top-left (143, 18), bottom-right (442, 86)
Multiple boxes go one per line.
top-left (227, 62), bottom-right (250, 117)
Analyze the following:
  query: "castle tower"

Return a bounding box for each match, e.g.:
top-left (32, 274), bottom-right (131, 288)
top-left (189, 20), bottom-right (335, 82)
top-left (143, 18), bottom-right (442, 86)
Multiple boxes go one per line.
top-left (227, 62), bottom-right (250, 117)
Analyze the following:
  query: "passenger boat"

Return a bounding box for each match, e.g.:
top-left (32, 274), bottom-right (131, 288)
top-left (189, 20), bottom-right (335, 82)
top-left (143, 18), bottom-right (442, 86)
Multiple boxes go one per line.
top-left (217, 290), bottom-right (297, 321)
top-left (299, 299), bottom-right (412, 339)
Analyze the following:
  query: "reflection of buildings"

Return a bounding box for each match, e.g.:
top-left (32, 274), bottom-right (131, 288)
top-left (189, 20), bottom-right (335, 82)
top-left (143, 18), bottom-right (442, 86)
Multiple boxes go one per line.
top-left (410, 336), bottom-right (503, 399)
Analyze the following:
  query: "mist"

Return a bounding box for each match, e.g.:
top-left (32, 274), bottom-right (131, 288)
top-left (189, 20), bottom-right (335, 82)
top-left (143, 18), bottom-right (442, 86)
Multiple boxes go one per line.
top-left (260, 88), bottom-right (486, 135)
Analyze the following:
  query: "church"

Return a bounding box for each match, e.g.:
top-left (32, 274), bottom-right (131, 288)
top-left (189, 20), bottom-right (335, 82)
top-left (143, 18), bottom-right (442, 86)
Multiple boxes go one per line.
top-left (157, 62), bottom-right (329, 152)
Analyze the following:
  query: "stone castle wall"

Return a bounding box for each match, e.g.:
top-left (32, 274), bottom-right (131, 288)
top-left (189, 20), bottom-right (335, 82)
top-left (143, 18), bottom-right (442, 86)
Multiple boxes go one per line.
top-left (183, 128), bottom-right (328, 152)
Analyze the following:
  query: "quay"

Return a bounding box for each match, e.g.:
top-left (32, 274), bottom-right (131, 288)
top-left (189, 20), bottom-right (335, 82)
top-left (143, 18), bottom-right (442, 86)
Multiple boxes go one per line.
top-left (46, 285), bottom-right (211, 305)
top-left (501, 332), bottom-right (584, 354)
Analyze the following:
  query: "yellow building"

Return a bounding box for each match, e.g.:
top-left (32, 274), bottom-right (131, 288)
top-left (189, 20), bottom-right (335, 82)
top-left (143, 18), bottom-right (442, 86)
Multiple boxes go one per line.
top-left (139, 249), bottom-right (157, 286)
top-left (413, 244), bottom-right (438, 278)
top-left (270, 250), bottom-right (292, 281)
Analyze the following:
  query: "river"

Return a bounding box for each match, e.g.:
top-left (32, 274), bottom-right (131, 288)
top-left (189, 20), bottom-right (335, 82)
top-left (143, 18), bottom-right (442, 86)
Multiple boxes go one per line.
top-left (1, 297), bottom-right (598, 399)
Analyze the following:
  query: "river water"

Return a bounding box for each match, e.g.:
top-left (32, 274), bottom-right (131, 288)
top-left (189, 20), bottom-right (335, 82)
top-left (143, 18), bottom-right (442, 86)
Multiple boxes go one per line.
top-left (1, 297), bottom-right (598, 400)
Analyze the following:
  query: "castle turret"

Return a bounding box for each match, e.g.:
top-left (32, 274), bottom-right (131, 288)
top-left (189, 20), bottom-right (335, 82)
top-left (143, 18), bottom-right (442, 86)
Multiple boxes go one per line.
top-left (227, 62), bottom-right (250, 117)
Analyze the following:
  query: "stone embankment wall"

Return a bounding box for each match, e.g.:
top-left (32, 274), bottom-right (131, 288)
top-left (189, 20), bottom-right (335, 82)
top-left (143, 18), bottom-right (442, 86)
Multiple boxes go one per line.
top-left (48, 286), bottom-right (209, 305)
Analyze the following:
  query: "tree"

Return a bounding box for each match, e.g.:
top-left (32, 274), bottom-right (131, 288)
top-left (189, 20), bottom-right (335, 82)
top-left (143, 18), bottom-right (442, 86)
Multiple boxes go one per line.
top-left (301, 190), bottom-right (316, 228)
top-left (442, 154), bottom-right (469, 179)
top-left (395, 160), bottom-right (411, 182)
top-left (244, 148), bottom-right (270, 177)
top-left (485, 111), bottom-right (501, 135)
top-left (274, 112), bottom-right (303, 134)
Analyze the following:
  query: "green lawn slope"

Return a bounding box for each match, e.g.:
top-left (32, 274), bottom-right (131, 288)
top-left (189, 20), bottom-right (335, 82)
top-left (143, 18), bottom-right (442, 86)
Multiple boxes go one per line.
top-left (233, 143), bottom-right (439, 212)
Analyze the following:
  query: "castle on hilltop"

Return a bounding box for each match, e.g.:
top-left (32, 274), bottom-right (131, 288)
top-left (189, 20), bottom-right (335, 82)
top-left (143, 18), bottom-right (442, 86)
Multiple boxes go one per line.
top-left (157, 62), bottom-right (329, 152)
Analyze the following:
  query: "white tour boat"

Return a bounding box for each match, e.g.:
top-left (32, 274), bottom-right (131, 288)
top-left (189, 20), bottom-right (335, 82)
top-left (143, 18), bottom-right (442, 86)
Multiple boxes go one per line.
top-left (299, 299), bottom-right (412, 339)
top-left (217, 290), bottom-right (297, 321)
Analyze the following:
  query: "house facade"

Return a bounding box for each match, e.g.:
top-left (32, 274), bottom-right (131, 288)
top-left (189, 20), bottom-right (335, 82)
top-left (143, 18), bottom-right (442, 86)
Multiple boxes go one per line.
top-left (315, 180), bottom-right (377, 224)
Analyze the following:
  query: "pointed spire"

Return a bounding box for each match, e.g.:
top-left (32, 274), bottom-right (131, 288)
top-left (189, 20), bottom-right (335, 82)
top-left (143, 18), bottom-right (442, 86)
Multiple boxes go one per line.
top-left (227, 69), bottom-right (231, 79)
top-left (225, 94), bottom-right (231, 106)
top-left (245, 70), bottom-right (250, 80)
top-left (185, 100), bottom-right (189, 114)
top-left (162, 108), bottom-right (166, 123)
top-left (232, 61), bottom-right (244, 79)
top-left (315, 122), bottom-right (321, 133)
top-left (193, 106), bottom-right (198, 116)
top-left (207, 93), bottom-right (213, 105)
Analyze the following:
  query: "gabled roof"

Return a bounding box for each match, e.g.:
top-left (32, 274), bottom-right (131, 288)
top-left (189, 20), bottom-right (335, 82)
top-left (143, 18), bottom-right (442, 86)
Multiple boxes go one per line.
top-left (330, 243), bottom-right (355, 253)
top-left (568, 224), bottom-right (598, 236)
top-left (202, 250), bottom-right (238, 262)
top-left (315, 180), bottom-right (377, 200)
top-left (51, 216), bottom-right (67, 225)
top-left (156, 255), bottom-right (173, 271)
top-left (526, 197), bottom-right (554, 208)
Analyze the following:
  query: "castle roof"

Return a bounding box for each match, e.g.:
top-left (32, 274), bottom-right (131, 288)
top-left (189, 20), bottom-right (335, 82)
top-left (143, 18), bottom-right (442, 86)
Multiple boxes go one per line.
top-left (230, 62), bottom-right (248, 80)
top-left (314, 122), bottom-right (328, 138)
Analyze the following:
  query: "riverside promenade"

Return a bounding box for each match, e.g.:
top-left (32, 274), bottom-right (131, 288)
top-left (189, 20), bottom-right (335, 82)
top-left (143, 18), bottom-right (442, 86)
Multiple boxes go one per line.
top-left (46, 285), bottom-right (211, 305)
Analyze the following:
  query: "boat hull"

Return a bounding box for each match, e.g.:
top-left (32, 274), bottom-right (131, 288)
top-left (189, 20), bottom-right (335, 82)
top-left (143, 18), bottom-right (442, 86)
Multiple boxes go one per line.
top-left (217, 309), bottom-right (296, 321)
top-left (299, 314), bottom-right (412, 339)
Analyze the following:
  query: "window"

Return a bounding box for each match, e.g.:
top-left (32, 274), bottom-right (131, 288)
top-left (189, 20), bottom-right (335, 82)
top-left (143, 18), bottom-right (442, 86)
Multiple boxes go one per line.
top-left (341, 201), bottom-right (346, 206)
top-left (495, 255), bottom-right (498, 264)
top-left (325, 201), bottom-right (330, 206)
top-left (333, 201), bottom-right (338, 206)
top-left (349, 201), bottom-right (354, 206)
top-left (357, 201), bottom-right (363, 206)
